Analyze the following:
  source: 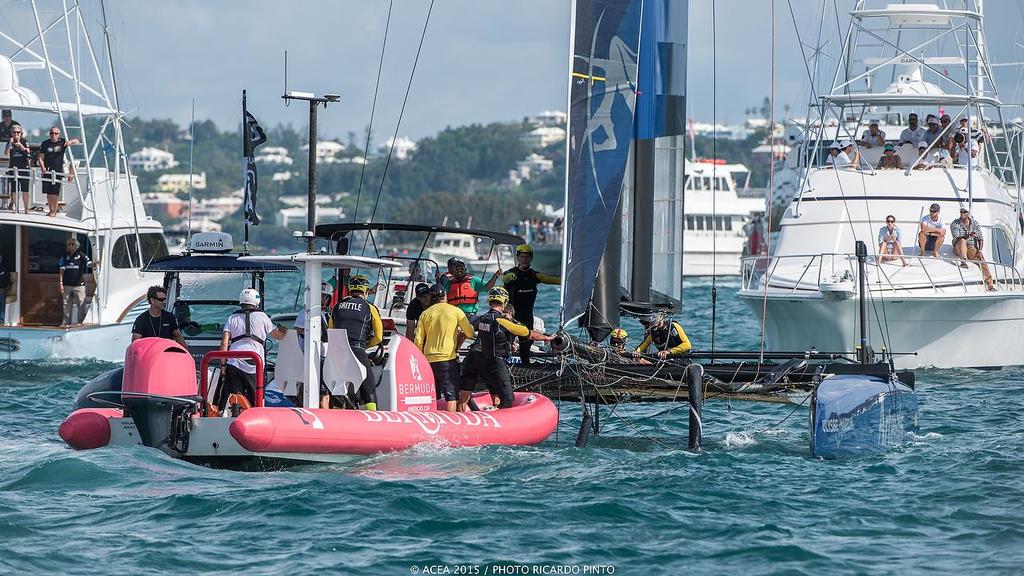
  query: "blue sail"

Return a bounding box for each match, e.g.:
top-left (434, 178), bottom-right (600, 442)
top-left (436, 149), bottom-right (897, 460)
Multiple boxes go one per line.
top-left (560, 0), bottom-right (643, 326)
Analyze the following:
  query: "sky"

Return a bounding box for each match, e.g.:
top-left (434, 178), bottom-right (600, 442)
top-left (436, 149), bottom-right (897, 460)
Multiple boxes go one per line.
top-left (12, 1), bottom-right (1024, 140)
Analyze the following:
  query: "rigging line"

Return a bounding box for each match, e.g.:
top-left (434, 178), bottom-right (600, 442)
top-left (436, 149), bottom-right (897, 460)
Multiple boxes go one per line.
top-left (759, 0), bottom-right (777, 364)
top-left (351, 0), bottom-right (394, 225)
top-left (363, 0), bottom-right (436, 255)
top-left (710, 0), bottom-right (718, 353)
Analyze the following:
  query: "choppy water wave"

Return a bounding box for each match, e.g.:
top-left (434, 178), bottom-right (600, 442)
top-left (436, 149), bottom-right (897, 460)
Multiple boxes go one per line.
top-left (1, 281), bottom-right (1022, 574)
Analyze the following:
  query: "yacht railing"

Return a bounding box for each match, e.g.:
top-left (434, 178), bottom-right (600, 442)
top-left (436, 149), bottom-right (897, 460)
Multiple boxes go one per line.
top-left (0, 167), bottom-right (82, 213)
top-left (741, 252), bottom-right (1024, 295)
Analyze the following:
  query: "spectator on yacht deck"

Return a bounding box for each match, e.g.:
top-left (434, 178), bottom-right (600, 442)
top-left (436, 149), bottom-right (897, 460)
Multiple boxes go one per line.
top-left (876, 143), bottom-right (904, 170)
top-left (858, 120), bottom-right (886, 148)
top-left (0, 110), bottom-right (20, 144)
top-left (827, 141), bottom-right (857, 168)
top-left (3, 123), bottom-right (31, 213)
top-left (918, 203), bottom-right (946, 258)
top-left (937, 114), bottom-right (956, 152)
top-left (877, 215), bottom-right (908, 266)
top-left (921, 115), bottom-right (941, 148)
top-left (951, 208), bottom-right (995, 291)
top-left (913, 141), bottom-right (933, 170)
top-left (59, 237), bottom-right (98, 326)
top-left (955, 131), bottom-right (980, 168)
top-left (899, 113), bottom-right (926, 146)
top-left (37, 127), bottom-right (81, 218)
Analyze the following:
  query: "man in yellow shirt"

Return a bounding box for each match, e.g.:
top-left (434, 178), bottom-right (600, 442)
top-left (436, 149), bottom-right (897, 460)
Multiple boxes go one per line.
top-left (414, 285), bottom-right (475, 411)
top-left (635, 315), bottom-right (692, 360)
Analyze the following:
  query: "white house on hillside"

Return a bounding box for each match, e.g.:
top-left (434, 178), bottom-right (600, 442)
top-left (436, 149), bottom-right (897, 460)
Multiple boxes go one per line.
top-left (529, 110), bottom-right (567, 127)
top-left (256, 145), bottom-right (294, 165)
top-left (301, 141), bottom-right (346, 164)
top-left (156, 172), bottom-right (206, 193)
top-left (128, 147), bottom-right (178, 172)
top-left (522, 126), bottom-right (566, 149)
top-left (377, 136), bottom-right (417, 160)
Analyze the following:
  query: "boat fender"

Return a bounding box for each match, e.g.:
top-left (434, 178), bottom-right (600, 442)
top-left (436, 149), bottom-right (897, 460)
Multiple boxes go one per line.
top-left (58, 408), bottom-right (119, 450)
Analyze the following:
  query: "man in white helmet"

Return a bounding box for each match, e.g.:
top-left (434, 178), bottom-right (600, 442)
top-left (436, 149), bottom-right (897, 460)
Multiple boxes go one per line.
top-left (217, 288), bottom-right (287, 411)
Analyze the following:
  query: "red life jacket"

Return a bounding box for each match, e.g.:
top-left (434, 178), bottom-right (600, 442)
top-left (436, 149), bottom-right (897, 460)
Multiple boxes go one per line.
top-left (446, 276), bottom-right (478, 306)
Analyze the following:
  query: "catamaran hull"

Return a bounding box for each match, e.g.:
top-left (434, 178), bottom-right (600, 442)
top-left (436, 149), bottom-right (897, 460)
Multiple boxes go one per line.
top-left (738, 291), bottom-right (1024, 369)
top-left (0, 322), bottom-right (134, 362)
top-left (811, 374), bottom-right (918, 459)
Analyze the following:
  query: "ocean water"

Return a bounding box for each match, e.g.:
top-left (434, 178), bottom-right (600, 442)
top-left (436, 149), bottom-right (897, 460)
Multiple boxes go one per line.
top-left (1, 277), bottom-right (1022, 575)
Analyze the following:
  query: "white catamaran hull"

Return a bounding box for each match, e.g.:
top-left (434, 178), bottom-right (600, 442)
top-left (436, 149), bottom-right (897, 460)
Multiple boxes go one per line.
top-left (0, 321), bottom-right (135, 363)
top-left (740, 292), bottom-right (1024, 369)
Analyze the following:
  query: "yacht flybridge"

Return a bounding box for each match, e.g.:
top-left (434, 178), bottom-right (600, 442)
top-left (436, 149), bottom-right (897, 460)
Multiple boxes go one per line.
top-left (739, 1), bottom-right (1024, 369)
top-left (0, 1), bottom-right (165, 361)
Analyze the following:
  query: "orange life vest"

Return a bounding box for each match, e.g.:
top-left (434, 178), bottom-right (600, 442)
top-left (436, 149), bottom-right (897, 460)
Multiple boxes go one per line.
top-left (446, 276), bottom-right (479, 306)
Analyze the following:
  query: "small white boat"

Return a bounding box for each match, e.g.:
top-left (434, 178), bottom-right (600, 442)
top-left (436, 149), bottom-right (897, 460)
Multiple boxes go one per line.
top-left (682, 160), bottom-right (765, 276)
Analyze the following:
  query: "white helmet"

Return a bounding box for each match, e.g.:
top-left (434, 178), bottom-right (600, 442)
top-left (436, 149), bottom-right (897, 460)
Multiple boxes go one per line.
top-left (321, 282), bottom-right (333, 297)
top-left (239, 288), bottom-right (261, 307)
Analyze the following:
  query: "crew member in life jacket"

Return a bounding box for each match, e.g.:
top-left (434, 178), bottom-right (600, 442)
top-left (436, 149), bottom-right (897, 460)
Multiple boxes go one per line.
top-left (440, 257), bottom-right (499, 319)
top-left (635, 315), bottom-right (692, 360)
top-left (294, 282), bottom-right (334, 408)
top-left (459, 287), bottom-right (552, 412)
top-left (218, 288), bottom-right (287, 410)
top-left (501, 244), bottom-right (560, 365)
top-left (415, 284), bottom-right (475, 412)
top-left (331, 275), bottom-right (383, 411)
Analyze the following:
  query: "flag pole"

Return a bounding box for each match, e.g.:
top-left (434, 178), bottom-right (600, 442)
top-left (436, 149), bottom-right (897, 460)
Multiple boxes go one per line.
top-left (242, 89), bottom-right (250, 255)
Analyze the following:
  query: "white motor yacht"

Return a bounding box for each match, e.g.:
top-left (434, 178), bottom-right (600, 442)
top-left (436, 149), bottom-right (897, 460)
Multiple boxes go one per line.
top-left (0, 2), bottom-right (165, 361)
top-left (739, 1), bottom-right (1024, 369)
top-left (682, 160), bottom-right (764, 276)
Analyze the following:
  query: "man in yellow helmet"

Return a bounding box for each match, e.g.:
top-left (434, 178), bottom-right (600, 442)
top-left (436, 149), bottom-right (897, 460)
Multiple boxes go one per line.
top-left (501, 243), bottom-right (559, 365)
top-left (460, 287), bottom-right (552, 411)
top-left (635, 315), bottom-right (692, 360)
top-left (609, 328), bottom-right (628, 352)
top-left (331, 275), bottom-right (383, 410)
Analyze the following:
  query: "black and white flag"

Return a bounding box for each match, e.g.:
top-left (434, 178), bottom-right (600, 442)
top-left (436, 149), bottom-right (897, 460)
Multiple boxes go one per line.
top-left (244, 111), bottom-right (267, 153)
top-left (243, 110), bottom-right (267, 226)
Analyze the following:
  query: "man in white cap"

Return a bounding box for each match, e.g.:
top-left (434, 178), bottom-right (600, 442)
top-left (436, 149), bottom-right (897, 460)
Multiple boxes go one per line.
top-left (858, 120), bottom-right (885, 148)
top-left (954, 129), bottom-right (980, 168)
top-left (827, 141), bottom-right (849, 167)
top-left (913, 140), bottom-right (932, 170)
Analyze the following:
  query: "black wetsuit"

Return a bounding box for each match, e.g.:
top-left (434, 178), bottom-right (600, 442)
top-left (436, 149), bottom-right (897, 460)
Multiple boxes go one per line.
top-left (332, 296), bottom-right (379, 407)
top-left (474, 309), bottom-right (528, 409)
top-left (502, 266), bottom-right (556, 365)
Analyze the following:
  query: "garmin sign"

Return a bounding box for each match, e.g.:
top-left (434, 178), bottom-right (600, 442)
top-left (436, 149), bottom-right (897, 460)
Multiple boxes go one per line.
top-left (189, 232), bottom-right (233, 253)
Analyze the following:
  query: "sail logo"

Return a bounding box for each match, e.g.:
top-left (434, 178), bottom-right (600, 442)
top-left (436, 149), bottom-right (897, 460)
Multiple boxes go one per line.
top-left (409, 355), bottom-right (422, 380)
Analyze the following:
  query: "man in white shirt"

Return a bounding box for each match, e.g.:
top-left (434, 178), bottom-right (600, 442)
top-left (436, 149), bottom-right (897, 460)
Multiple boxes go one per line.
top-left (218, 288), bottom-right (287, 411)
top-left (955, 131), bottom-right (980, 168)
top-left (828, 140), bottom-right (859, 168)
top-left (859, 120), bottom-right (885, 148)
top-left (918, 203), bottom-right (946, 258)
top-left (899, 113), bottom-right (926, 146)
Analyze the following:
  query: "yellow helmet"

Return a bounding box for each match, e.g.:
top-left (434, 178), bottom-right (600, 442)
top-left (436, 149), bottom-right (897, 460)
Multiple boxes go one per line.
top-left (348, 275), bottom-right (370, 293)
top-left (516, 244), bottom-right (534, 256)
top-left (610, 328), bottom-right (628, 341)
top-left (487, 286), bottom-right (510, 306)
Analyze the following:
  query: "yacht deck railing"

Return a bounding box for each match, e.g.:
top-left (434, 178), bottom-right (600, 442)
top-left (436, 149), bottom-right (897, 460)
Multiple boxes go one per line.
top-left (741, 252), bottom-right (1024, 295)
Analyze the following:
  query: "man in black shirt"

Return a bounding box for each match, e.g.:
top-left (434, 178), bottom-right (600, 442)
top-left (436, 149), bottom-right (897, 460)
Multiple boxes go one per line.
top-left (131, 285), bottom-right (188, 350)
top-left (58, 237), bottom-right (97, 325)
top-left (0, 110), bottom-right (19, 144)
top-left (404, 282), bottom-right (433, 339)
top-left (37, 126), bottom-right (80, 217)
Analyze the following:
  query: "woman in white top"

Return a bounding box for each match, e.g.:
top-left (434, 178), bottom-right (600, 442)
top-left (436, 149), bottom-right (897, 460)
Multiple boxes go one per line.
top-left (877, 215), bottom-right (908, 266)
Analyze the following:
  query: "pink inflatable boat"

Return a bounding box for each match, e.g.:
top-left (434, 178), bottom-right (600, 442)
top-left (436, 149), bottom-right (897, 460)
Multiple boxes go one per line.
top-left (59, 337), bottom-right (558, 468)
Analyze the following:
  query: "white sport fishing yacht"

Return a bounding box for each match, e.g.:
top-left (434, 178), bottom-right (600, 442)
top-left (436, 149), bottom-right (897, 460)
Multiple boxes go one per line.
top-left (740, 1), bottom-right (1024, 369)
top-left (682, 160), bottom-right (764, 276)
top-left (0, 1), bottom-right (165, 361)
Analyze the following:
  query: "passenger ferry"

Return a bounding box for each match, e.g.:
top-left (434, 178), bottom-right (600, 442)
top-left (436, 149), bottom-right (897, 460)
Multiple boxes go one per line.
top-left (682, 160), bottom-right (764, 276)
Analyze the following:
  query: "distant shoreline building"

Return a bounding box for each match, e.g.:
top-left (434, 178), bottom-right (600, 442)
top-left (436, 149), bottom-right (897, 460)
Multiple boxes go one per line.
top-left (156, 172), bottom-right (206, 193)
top-left (128, 146), bottom-right (177, 172)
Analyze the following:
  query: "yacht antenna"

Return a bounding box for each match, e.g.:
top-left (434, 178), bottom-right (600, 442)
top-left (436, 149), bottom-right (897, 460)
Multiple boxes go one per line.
top-left (187, 98), bottom-right (196, 245)
top-left (282, 90), bottom-right (341, 253)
